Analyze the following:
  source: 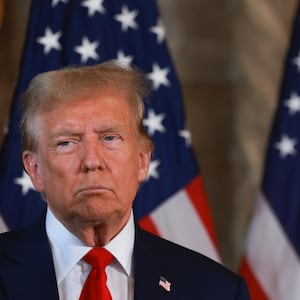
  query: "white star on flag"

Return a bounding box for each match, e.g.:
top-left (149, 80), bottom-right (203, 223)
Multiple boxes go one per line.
top-left (293, 52), bottom-right (300, 71)
top-left (150, 19), bottom-right (166, 44)
top-left (284, 92), bottom-right (300, 115)
top-left (275, 134), bottom-right (297, 158)
top-left (143, 109), bottom-right (166, 136)
top-left (115, 50), bottom-right (134, 68)
top-left (178, 129), bottom-right (192, 146)
top-left (147, 63), bottom-right (170, 90)
top-left (74, 36), bottom-right (99, 63)
top-left (147, 159), bottom-right (160, 180)
top-left (14, 171), bottom-right (35, 196)
top-left (52, 0), bottom-right (68, 7)
top-left (114, 5), bottom-right (139, 32)
top-left (81, 0), bottom-right (105, 17)
top-left (36, 27), bottom-right (62, 55)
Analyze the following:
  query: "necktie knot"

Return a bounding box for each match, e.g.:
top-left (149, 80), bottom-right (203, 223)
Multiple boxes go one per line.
top-left (80, 248), bottom-right (114, 300)
top-left (83, 248), bottom-right (114, 269)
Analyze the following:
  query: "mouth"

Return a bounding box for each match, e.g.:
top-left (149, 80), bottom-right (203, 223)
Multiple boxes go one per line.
top-left (76, 185), bottom-right (109, 196)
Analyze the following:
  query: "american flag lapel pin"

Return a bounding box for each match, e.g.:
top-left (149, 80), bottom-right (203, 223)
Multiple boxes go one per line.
top-left (159, 275), bottom-right (171, 292)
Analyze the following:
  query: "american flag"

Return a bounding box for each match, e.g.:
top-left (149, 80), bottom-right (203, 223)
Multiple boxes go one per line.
top-left (158, 276), bottom-right (171, 292)
top-left (240, 3), bottom-right (300, 299)
top-left (0, 0), bottom-right (219, 261)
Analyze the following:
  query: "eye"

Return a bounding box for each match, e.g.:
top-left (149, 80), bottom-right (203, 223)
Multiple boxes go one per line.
top-left (57, 141), bottom-right (71, 147)
top-left (56, 139), bottom-right (78, 153)
top-left (101, 134), bottom-right (122, 148)
top-left (103, 135), bottom-right (117, 142)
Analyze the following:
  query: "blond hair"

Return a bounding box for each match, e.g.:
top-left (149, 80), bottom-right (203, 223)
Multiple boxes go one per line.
top-left (20, 61), bottom-right (154, 152)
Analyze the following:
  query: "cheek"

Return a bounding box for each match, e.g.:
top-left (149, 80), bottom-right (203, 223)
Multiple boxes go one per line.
top-left (117, 153), bottom-right (144, 189)
top-left (40, 156), bottom-right (78, 190)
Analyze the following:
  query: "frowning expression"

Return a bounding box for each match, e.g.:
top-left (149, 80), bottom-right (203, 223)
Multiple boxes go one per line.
top-left (23, 89), bottom-right (151, 231)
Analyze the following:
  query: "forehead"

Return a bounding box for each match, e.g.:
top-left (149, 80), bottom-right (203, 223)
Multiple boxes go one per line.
top-left (47, 85), bottom-right (129, 110)
top-left (37, 91), bottom-right (136, 131)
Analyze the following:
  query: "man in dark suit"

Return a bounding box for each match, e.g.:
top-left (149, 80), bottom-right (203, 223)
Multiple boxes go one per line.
top-left (0, 61), bottom-right (250, 299)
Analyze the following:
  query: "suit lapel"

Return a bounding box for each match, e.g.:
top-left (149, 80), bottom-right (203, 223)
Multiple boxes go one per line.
top-left (0, 213), bottom-right (59, 300)
top-left (133, 226), bottom-right (174, 300)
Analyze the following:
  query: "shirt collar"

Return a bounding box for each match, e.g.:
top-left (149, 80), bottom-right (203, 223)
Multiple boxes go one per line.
top-left (104, 211), bottom-right (135, 278)
top-left (46, 208), bottom-right (135, 283)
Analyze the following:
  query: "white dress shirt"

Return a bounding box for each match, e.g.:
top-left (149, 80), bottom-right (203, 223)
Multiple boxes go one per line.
top-left (46, 208), bottom-right (135, 300)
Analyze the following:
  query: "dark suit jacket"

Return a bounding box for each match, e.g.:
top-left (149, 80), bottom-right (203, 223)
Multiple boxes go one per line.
top-left (0, 212), bottom-right (250, 299)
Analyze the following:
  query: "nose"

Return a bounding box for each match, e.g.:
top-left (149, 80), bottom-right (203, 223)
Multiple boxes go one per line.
top-left (81, 139), bottom-right (104, 172)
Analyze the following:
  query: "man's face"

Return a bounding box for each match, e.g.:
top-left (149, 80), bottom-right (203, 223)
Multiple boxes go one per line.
top-left (23, 89), bottom-right (150, 233)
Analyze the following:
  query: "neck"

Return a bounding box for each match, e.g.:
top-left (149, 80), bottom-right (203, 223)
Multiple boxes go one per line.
top-left (66, 213), bottom-right (131, 247)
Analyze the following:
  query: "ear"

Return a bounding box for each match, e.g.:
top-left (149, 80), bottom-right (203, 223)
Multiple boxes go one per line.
top-left (138, 149), bottom-right (151, 182)
top-left (22, 150), bottom-right (44, 192)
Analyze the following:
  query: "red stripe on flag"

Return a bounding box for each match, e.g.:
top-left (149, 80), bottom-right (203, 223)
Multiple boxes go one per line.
top-left (185, 176), bottom-right (218, 247)
top-left (239, 258), bottom-right (268, 300)
top-left (139, 215), bottom-right (160, 236)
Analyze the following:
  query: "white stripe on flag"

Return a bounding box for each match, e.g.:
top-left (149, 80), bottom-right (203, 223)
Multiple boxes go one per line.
top-left (0, 214), bottom-right (8, 233)
top-left (245, 193), bottom-right (300, 299)
top-left (149, 188), bottom-right (220, 262)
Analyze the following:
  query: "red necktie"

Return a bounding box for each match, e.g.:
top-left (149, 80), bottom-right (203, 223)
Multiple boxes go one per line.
top-left (80, 248), bottom-right (114, 300)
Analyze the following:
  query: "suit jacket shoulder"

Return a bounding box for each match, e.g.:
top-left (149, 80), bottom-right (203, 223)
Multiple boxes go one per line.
top-left (0, 213), bottom-right (59, 300)
top-left (134, 227), bottom-right (250, 300)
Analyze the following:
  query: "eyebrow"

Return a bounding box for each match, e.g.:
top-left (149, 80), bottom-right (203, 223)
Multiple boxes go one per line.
top-left (49, 125), bottom-right (127, 139)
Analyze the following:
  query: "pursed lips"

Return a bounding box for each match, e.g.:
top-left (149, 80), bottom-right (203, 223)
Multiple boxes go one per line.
top-left (75, 185), bottom-right (110, 196)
